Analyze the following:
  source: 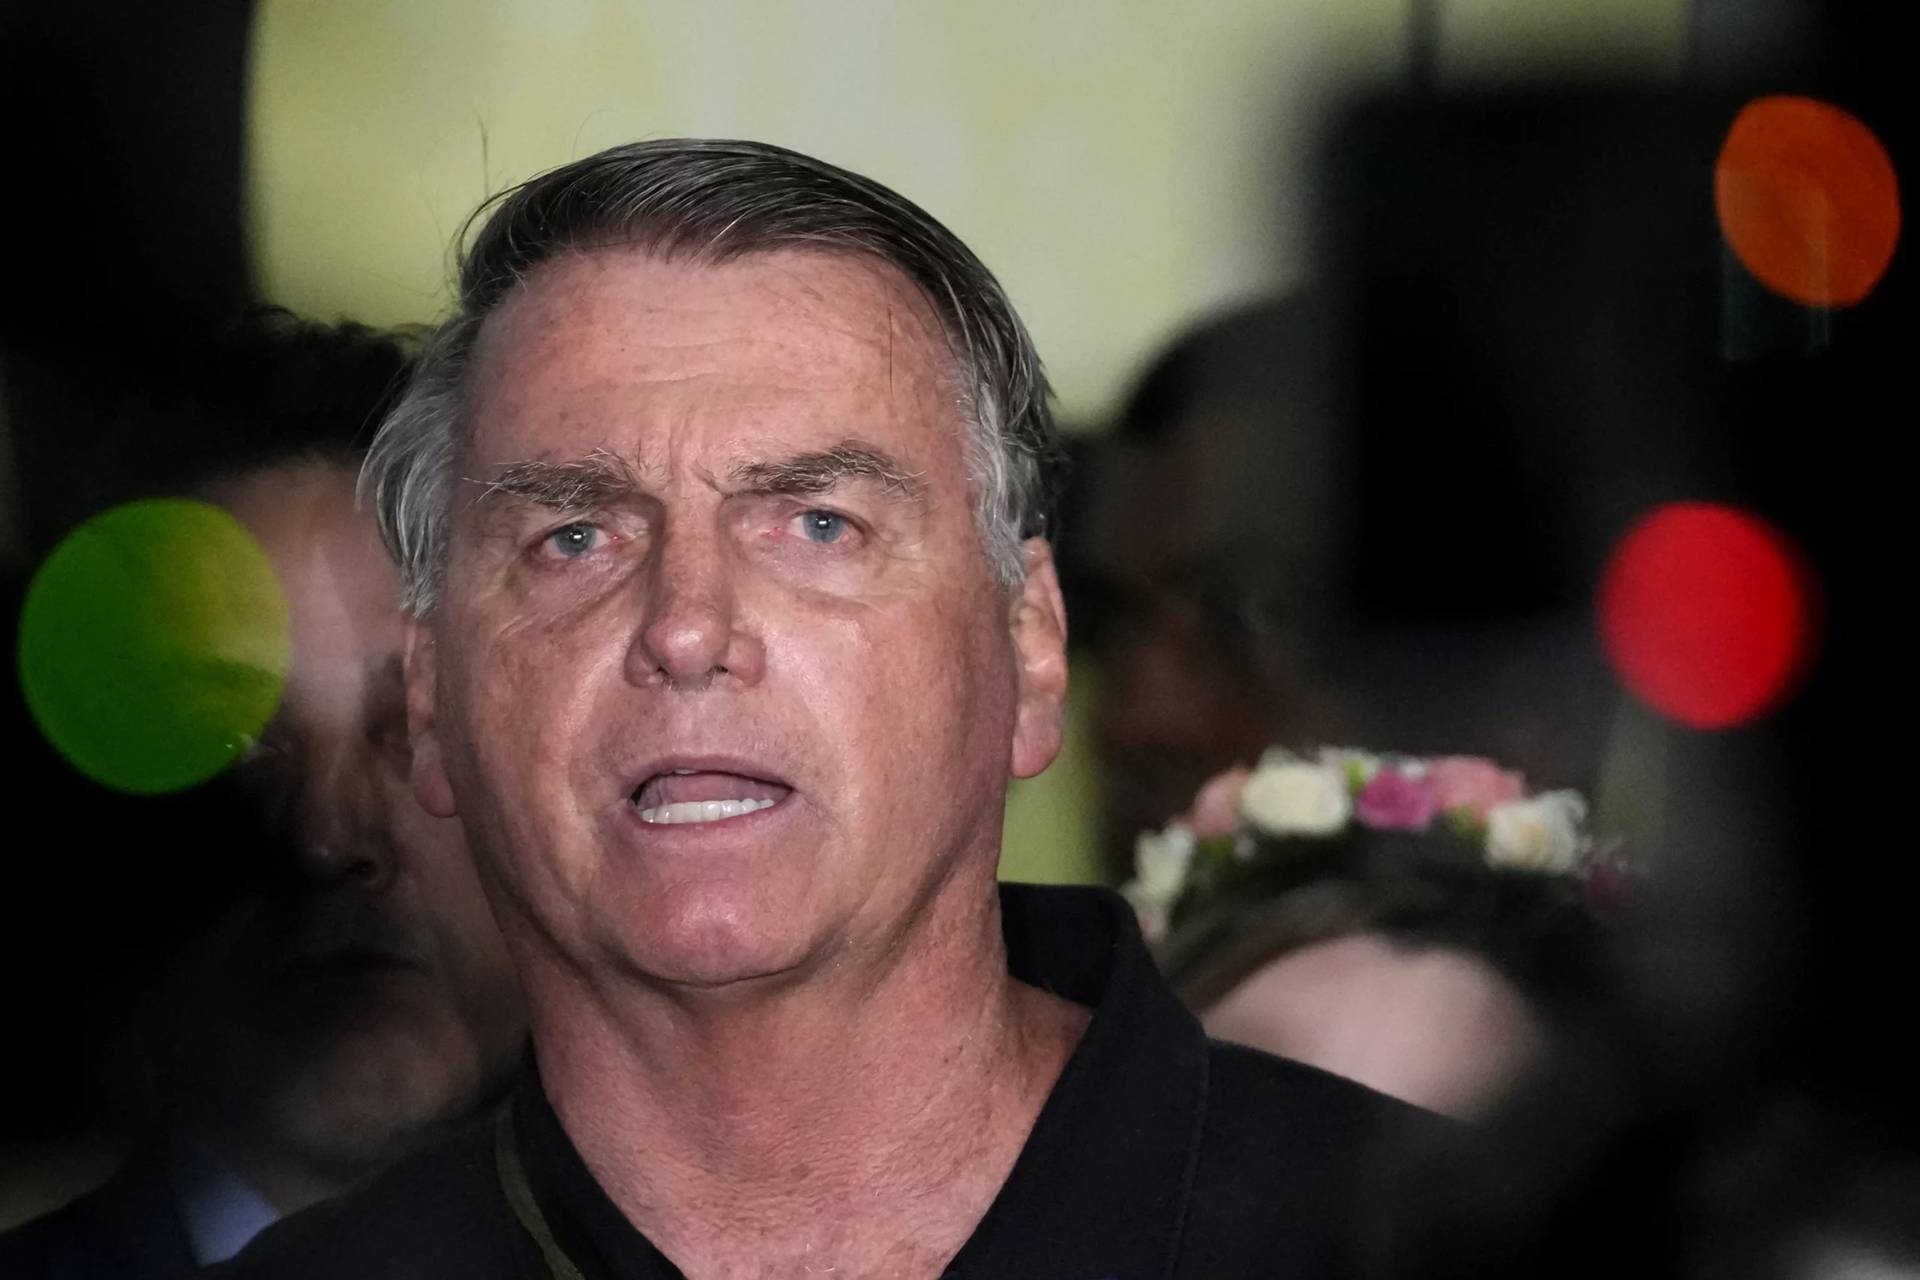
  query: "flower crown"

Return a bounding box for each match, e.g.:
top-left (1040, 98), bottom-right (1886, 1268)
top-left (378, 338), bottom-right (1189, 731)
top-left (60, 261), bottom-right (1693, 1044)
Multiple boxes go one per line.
top-left (1121, 747), bottom-right (1613, 942)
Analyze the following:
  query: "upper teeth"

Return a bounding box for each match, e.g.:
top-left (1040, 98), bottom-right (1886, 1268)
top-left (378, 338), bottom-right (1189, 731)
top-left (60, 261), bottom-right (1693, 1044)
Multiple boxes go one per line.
top-left (638, 798), bottom-right (777, 825)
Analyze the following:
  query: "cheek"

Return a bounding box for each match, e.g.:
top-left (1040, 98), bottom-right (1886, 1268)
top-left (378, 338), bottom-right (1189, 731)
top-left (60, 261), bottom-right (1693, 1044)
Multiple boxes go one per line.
top-left (788, 589), bottom-right (1015, 800)
top-left (770, 588), bottom-right (965, 708)
top-left (430, 625), bottom-right (607, 913)
top-left (446, 606), bottom-right (621, 776)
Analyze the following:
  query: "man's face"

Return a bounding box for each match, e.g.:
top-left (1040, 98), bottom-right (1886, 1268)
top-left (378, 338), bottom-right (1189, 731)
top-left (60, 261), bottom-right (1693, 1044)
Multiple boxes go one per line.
top-left (410, 248), bottom-right (1067, 992)
top-left (177, 463), bottom-right (524, 1176)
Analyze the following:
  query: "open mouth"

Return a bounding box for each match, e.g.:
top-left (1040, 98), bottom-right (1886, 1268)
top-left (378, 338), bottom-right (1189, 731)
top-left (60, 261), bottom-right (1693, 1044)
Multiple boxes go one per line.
top-left (629, 766), bottom-right (793, 826)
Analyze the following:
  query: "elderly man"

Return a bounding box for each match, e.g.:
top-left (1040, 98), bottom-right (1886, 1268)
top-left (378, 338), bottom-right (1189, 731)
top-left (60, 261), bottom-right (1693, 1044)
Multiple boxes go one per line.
top-left (0, 316), bottom-right (526, 1277)
top-left (220, 140), bottom-right (1411, 1280)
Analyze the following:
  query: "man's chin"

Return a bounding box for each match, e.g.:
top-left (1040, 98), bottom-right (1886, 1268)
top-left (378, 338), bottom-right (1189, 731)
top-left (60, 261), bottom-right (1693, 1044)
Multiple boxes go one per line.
top-left (595, 912), bottom-right (823, 994)
top-left (564, 875), bottom-right (826, 988)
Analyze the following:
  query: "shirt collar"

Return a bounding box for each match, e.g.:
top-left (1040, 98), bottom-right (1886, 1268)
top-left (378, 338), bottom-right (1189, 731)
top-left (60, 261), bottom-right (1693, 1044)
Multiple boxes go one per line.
top-left (169, 1137), bottom-right (283, 1266)
top-left (512, 883), bottom-right (1209, 1280)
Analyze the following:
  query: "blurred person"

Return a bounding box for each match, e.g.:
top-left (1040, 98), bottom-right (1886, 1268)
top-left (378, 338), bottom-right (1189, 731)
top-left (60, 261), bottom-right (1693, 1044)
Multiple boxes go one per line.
top-left (1367, 1057), bottom-right (1920, 1279)
top-left (1124, 749), bottom-right (1613, 1120)
top-left (214, 138), bottom-right (1420, 1280)
top-left (1068, 296), bottom-right (1352, 872)
top-left (1230, 67), bottom-right (1916, 1273)
top-left (0, 313), bottom-right (526, 1278)
top-left (1687, 1104), bottom-right (1920, 1280)
top-left (1071, 297), bottom-right (1613, 881)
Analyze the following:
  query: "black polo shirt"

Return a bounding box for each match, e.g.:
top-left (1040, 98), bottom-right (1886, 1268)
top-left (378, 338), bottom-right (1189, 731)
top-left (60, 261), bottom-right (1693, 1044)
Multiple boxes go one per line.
top-left (215, 884), bottom-right (1419, 1280)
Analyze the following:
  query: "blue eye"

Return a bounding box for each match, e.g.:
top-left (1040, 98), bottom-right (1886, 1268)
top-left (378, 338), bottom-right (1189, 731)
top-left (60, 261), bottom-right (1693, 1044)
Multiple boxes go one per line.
top-left (799, 511), bottom-right (849, 544)
top-left (546, 524), bottom-right (601, 558)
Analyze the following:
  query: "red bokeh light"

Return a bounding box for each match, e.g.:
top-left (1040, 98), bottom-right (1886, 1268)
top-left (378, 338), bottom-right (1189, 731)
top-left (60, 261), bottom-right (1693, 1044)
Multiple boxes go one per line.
top-left (1596, 503), bottom-right (1819, 730)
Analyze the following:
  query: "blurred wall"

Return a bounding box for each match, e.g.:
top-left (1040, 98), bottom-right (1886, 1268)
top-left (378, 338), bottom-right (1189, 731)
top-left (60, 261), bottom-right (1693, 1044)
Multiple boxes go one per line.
top-left (0, 0), bottom-right (1685, 889)
top-left (247, 0), bottom-right (1686, 428)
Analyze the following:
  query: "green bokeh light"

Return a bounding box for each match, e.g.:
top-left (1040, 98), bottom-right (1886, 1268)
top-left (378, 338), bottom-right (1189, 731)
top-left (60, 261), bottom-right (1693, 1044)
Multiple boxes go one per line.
top-left (17, 499), bottom-right (291, 795)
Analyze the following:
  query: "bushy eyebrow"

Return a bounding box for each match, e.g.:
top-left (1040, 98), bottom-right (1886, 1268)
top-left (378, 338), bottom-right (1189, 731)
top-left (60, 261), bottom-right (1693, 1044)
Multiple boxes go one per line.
top-left (729, 443), bottom-right (927, 504)
top-left (467, 442), bottom-right (926, 519)
top-left (469, 449), bottom-right (639, 513)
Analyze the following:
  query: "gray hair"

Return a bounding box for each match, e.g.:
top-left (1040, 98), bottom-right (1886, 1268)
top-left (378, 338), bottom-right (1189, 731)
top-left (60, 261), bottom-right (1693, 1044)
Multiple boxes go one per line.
top-left (363, 137), bottom-right (1058, 614)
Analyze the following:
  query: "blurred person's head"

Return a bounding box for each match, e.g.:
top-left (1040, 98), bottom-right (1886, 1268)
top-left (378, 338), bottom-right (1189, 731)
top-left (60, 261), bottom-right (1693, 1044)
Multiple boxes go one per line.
top-left (1132, 754), bottom-right (1610, 1119)
top-left (91, 312), bottom-right (525, 1210)
top-left (1071, 295), bottom-right (1611, 879)
top-left (1073, 297), bottom-right (1352, 872)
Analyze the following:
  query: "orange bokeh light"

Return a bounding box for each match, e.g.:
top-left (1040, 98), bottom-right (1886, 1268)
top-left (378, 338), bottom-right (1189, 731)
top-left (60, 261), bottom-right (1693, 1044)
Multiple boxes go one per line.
top-left (1715, 94), bottom-right (1901, 309)
top-left (1596, 502), bottom-right (1819, 731)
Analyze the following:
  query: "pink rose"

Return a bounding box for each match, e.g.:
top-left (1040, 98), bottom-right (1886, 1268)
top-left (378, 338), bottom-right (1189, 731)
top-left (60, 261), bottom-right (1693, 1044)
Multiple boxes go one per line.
top-left (1426, 756), bottom-right (1526, 820)
top-left (1354, 768), bottom-right (1439, 831)
top-left (1183, 765), bottom-right (1251, 839)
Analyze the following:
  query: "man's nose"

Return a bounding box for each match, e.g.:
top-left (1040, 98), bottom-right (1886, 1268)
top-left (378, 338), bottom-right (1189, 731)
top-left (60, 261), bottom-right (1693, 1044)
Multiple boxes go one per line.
top-left (289, 748), bottom-right (398, 890)
top-left (627, 525), bottom-right (765, 690)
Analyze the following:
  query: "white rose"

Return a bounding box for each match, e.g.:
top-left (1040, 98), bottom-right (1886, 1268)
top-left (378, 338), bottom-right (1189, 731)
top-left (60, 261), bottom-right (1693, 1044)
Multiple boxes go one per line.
top-left (1131, 823), bottom-right (1197, 901)
top-left (1484, 791), bottom-right (1589, 872)
top-left (1120, 824), bottom-right (1195, 942)
top-left (1240, 760), bottom-right (1352, 836)
top-left (1121, 885), bottom-right (1172, 942)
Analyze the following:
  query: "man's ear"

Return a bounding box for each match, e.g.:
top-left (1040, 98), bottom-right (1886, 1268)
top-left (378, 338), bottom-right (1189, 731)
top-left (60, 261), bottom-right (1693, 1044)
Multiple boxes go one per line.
top-left (1008, 538), bottom-right (1069, 780)
top-left (403, 613), bottom-right (459, 819)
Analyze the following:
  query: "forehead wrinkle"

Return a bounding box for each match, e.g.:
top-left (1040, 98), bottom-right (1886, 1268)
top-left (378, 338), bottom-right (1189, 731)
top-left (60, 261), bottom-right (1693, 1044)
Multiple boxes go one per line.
top-left (708, 251), bottom-right (956, 396)
top-left (479, 251), bottom-right (961, 428)
top-left (887, 297), bottom-right (897, 407)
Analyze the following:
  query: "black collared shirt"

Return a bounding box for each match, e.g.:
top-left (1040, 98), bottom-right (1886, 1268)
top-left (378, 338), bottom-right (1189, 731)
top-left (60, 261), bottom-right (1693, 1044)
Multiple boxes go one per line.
top-left (216, 884), bottom-right (1419, 1280)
